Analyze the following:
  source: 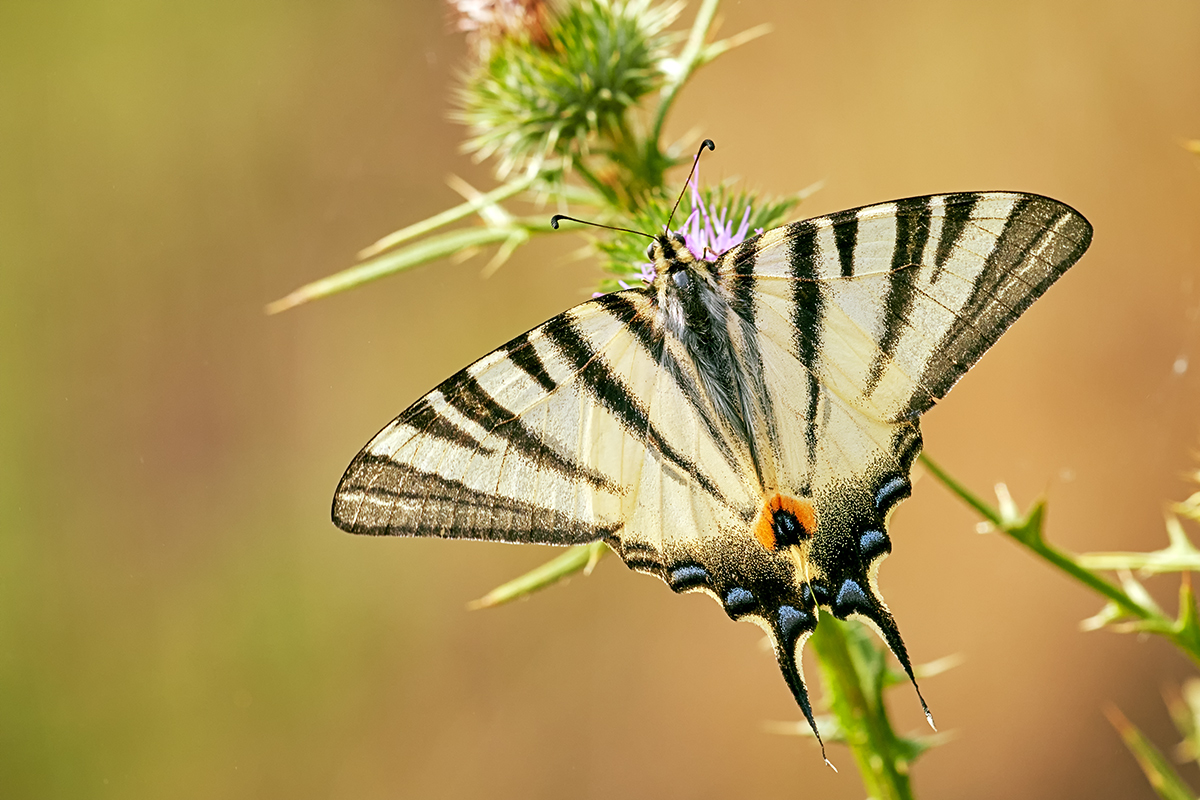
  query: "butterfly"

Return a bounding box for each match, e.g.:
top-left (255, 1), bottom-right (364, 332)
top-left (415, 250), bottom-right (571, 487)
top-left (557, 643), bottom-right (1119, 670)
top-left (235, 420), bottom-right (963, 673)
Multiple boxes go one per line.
top-left (332, 161), bottom-right (1092, 761)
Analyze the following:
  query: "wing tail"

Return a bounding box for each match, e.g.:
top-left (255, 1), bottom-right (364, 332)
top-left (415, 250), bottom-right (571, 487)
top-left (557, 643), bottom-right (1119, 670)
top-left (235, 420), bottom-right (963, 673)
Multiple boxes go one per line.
top-left (659, 544), bottom-right (832, 762)
top-left (829, 566), bottom-right (935, 730)
top-left (773, 620), bottom-right (831, 767)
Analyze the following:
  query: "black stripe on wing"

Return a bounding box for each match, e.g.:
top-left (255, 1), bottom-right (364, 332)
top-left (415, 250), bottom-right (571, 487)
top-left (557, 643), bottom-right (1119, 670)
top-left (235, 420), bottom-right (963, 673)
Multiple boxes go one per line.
top-left (501, 330), bottom-right (558, 392)
top-left (333, 457), bottom-right (618, 544)
top-left (864, 196), bottom-right (933, 396)
top-left (437, 370), bottom-right (621, 494)
top-left (401, 396), bottom-right (494, 454)
top-left (911, 194), bottom-right (1092, 414)
top-left (725, 244), bottom-right (784, 478)
top-left (789, 224), bottom-right (824, 481)
top-left (542, 310), bottom-right (732, 507)
top-left (830, 208), bottom-right (859, 277)
top-left (594, 292), bottom-right (741, 475)
top-left (931, 193), bottom-right (978, 283)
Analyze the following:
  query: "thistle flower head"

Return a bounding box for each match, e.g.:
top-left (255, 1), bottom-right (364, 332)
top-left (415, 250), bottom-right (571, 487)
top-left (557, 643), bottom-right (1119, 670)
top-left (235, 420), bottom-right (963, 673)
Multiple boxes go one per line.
top-left (591, 172), bottom-right (805, 294)
top-left (674, 170), bottom-right (755, 261)
top-left (448, 0), bottom-right (549, 58)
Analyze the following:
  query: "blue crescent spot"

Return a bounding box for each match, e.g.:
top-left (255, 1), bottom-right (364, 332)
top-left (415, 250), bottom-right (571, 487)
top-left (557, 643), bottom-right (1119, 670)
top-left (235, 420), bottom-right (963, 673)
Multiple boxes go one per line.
top-left (810, 582), bottom-right (831, 606)
top-left (859, 529), bottom-right (889, 559)
top-left (836, 579), bottom-right (871, 613)
top-left (669, 564), bottom-right (709, 587)
top-left (724, 587), bottom-right (755, 612)
top-left (777, 605), bottom-right (811, 640)
top-left (874, 475), bottom-right (910, 511)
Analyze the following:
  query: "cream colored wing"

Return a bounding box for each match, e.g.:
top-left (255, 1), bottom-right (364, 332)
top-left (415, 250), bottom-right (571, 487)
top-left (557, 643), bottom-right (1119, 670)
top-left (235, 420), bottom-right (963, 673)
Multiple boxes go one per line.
top-left (333, 289), bottom-right (764, 571)
top-left (705, 191), bottom-right (1091, 726)
top-left (720, 192), bottom-right (1092, 424)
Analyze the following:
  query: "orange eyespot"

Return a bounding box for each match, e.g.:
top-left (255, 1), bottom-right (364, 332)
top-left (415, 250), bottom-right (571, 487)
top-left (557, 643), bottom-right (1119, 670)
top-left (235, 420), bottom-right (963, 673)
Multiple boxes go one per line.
top-left (754, 493), bottom-right (817, 552)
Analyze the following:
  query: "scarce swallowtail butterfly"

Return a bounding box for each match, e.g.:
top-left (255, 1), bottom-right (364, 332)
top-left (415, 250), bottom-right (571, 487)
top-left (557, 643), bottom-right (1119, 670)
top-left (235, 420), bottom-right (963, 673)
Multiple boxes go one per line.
top-left (332, 145), bottom-right (1092, 762)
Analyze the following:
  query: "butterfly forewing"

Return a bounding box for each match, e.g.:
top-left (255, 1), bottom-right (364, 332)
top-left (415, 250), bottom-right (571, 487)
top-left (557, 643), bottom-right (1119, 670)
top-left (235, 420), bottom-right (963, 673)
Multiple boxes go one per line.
top-left (721, 192), bottom-right (1092, 423)
top-left (333, 289), bottom-right (756, 559)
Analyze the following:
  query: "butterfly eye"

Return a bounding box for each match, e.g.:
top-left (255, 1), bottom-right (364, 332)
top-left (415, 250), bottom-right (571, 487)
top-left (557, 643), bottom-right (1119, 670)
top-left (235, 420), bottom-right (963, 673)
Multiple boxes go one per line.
top-left (671, 269), bottom-right (690, 289)
top-left (645, 243), bottom-right (655, 260)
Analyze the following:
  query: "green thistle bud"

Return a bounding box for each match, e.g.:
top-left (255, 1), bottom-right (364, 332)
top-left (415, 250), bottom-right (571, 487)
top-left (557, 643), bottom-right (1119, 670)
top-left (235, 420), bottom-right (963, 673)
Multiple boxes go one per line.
top-left (456, 0), bottom-right (680, 178)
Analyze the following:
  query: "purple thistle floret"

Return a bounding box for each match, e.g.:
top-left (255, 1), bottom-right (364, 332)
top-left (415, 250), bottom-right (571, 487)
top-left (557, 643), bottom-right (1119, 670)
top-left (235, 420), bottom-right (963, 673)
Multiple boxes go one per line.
top-left (677, 176), bottom-right (753, 262)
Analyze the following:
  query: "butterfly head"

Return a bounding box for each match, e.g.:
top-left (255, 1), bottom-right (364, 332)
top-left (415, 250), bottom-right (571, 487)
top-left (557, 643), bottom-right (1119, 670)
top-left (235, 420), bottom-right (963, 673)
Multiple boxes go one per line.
top-left (648, 231), bottom-right (709, 290)
top-left (647, 231), bottom-right (689, 262)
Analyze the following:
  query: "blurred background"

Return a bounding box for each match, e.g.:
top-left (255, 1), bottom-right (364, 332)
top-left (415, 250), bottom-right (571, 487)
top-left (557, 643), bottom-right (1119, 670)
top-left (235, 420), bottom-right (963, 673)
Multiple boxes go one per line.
top-left (3, 1), bottom-right (1200, 797)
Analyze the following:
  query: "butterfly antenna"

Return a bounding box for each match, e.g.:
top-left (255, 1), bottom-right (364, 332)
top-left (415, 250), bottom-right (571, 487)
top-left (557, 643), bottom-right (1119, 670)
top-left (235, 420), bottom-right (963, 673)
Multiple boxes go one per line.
top-left (665, 138), bottom-right (715, 231)
top-left (549, 215), bottom-right (654, 240)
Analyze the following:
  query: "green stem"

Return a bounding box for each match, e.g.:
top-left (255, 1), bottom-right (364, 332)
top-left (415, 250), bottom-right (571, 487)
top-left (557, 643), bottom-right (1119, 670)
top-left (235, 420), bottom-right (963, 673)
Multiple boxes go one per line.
top-left (914, 453), bottom-right (1003, 527)
top-left (919, 454), bottom-right (1145, 618)
top-left (919, 453), bottom-right (1200, 665)
top-left (1027, 538), bottom-right (1149, 620)
top-left (809, 617), bottom-right (915, 800)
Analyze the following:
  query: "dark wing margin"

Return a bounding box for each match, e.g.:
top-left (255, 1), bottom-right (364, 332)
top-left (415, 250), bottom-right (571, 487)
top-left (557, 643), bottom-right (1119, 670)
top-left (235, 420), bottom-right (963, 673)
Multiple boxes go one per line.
top-left (331, 295), bottom-right (646, 546)
top-left (906, 194), bottom-right (1092, 415)
top-left (336, 456), bottom-right (620, 543)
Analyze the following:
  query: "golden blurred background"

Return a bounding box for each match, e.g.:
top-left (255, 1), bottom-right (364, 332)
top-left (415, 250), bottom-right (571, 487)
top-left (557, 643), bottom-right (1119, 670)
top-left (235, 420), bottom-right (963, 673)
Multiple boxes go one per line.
top-left (3, 1), bottom-right (1200, 797)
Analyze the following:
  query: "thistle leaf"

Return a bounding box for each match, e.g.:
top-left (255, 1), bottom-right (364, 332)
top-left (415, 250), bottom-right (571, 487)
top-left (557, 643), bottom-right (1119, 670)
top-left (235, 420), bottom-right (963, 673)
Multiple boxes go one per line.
top-left (1080, 600), bottom-right (1125, 632)
top-left (1078, 514), bottom-right (1200, 574)
top-left (1106, 706), bottom-right (1198, 800)
top-left (356, 171), bottom-right (539, 260)
top-left (469, 541), bottom-right (610, 609)
top-left (267, 221), bottom-right (551, 313)
top-left (701, 23), bottom-right (773, 63)
top-left (1166, 678), bottom-right (1200, 766)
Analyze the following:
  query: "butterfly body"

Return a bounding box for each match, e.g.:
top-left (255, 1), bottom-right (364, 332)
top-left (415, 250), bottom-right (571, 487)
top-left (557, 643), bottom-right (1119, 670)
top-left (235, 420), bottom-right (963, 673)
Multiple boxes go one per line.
top-left (333, 191), bottom-right (1092, 752)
